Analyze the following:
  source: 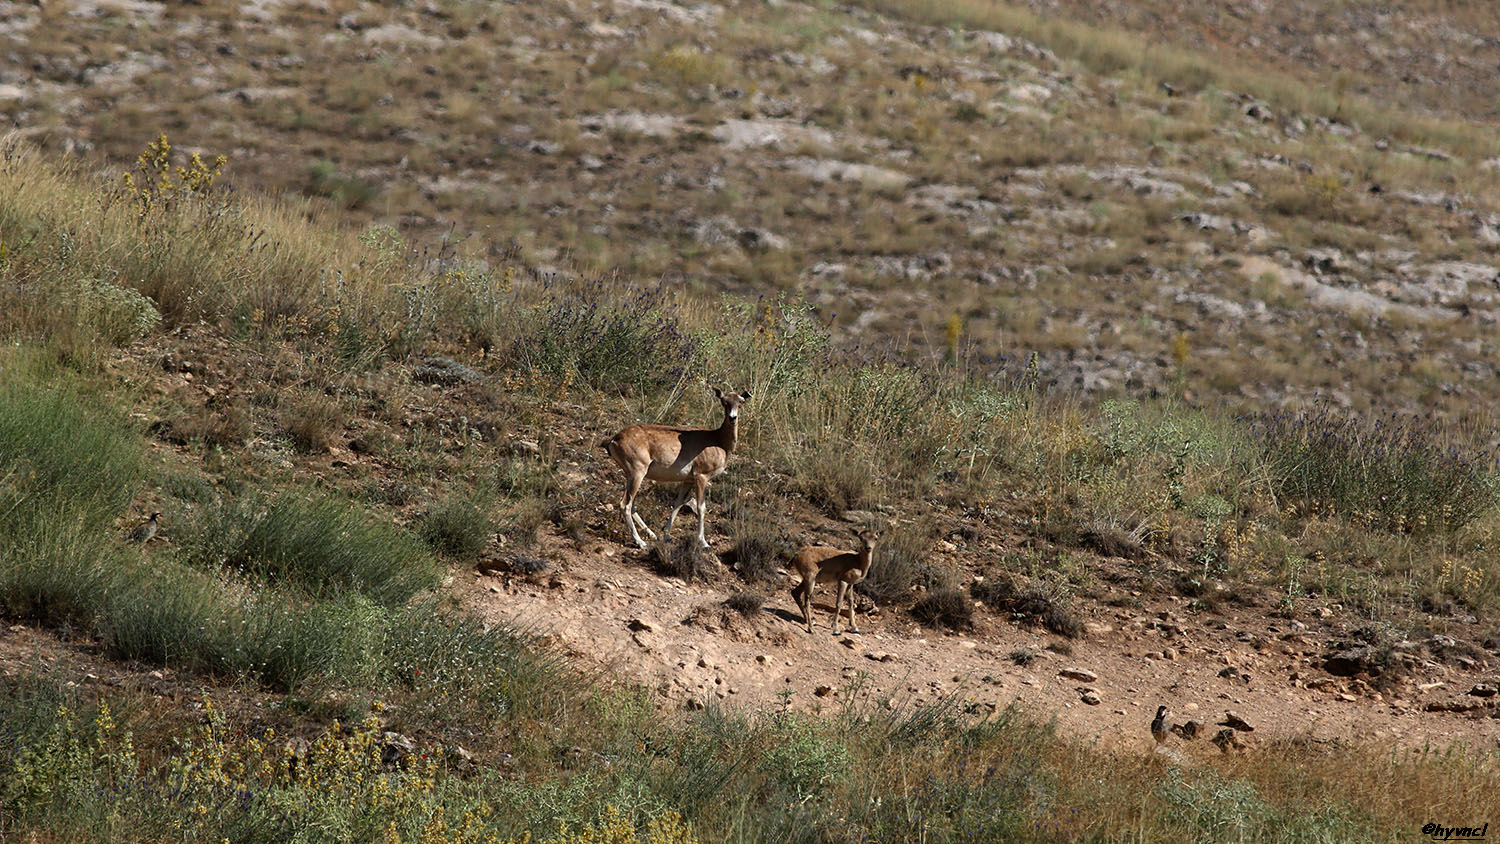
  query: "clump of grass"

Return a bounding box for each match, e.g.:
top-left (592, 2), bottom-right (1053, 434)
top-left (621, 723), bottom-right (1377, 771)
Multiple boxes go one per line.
top-left (501, 496), bottom-right (551, 549)
top-left (282, 394), bottom-right (344, 453)
top-left (726, 499), bottom-right (788, 584)
top-left (724, 591), bottom-right (764, 617)
top-left (973, 574), bottom-right (1084, 638)
top-left (155, 402), bottom-right (252, 449)
top-left (651, 537), bottom-right (716, 584)
top-left (912, 587), bottom-right (973, 629)
top-left (103, 572), bottom-right (385, 692)
top-left (511, 280), bottom-right (700, 396)
top-left (0, 368), bottom-right (143, 626)
top-left (1249, 406), bottom-right (1498, 535)
top-left (180, 492), bottom-right (438, 606)
top-left (857, 519), bottom-right (932, 604)
top-left (792, 439), bottom-right (876, 514)
top-left (383, 600), bottom-right (569, 725)
top-left (419, 492), bottom-right (492, 560)
top-left (304, 158), bottom-right (379, 209)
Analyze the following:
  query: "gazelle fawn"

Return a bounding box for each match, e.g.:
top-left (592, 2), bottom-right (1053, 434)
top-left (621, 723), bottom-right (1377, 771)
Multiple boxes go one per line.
top-left (790, 528), bottom-right (880, 635)
top-left (601, 384), bottom-right (751, 549)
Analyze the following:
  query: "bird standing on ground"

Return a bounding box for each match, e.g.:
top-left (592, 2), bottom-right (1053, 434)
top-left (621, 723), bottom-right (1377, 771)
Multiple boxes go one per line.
top-left (1151, 705), bottom-right (1170, 745)
top-left (127, 512), bottom-right (161, 544)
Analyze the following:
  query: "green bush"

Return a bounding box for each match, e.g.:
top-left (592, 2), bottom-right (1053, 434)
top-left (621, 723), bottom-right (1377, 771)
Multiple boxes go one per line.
top-left (1250, 407), bottom-right (1497, 534)
top-left (419, 492), bottom-right (492, 560)
top-left (382, 601), bottom-right (570, 725)
top-left (512, 281), bottom-right (701, 396)
top-left (180, 492), bottom-right (439, 605)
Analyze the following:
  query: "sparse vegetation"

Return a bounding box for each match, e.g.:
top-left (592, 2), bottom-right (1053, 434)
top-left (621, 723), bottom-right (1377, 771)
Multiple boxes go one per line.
top-left (724, 591), bottom-right (765, 617)
top-left (3, 0), bottom-right (1500, 833)
top-left (911, 587), bottom-right (973, 629)
top-left (419, 491), bottom-right (493, 561)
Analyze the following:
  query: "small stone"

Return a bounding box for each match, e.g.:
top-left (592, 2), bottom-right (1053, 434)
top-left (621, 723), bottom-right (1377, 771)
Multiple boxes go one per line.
top-left (1469, 683), bottom-right (1498, 698)
top-left (627, 618), bottom-right (657, 633)
top-left (1171, 720), bottom-right (1202, 740)
top-left (1079, 689), bottom-right (1102, 705)
top-left (1217, 711), bottom-right (1254, 732)
top-left (381, 732), bottom-right (416, 767)
top-left (1058, 667), bottom-right (1097, 682)
top-left (1338, 693), bottom-right (1357, 702)
top-left (814, 685), bottom-right (835, 697)
top-left (1161, 647), bottom-right (1177, 661)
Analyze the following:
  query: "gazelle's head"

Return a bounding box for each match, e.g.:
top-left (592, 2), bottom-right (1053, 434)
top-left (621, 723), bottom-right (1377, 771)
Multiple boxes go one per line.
top-left (1155, 705), bottom-right (1168, 718)
top-left (856, 527), bottom-right (881, 550)
top-left (149, 512), bottom-right (162, 521)
top-left (711, 385), bottom-right (752, 419)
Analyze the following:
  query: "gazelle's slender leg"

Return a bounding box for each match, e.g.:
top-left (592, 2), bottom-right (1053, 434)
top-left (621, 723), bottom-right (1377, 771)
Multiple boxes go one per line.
top-left (662, 484), bottom-right (694, 537)
top-left (831, 582), bottom-right (845, 635)
top-left (847, 581), bottom-right (861, 634)
top-left (623, 467), bottom-right (653, 548)
top-left (693, 475), bottom-right (711, 550)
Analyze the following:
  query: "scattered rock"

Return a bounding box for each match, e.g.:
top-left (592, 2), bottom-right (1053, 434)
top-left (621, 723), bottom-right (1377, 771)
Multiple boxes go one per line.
top-left (1217, 711), bottom-right (1254, 732)
top-left (1217, 666), bottom-right (1251, 685)
top-left (508, 439), bottom-right (541, 457)
top-left (1323, 646), bottom-right (1384, 677)
top-left (580, 110), bottom-right (683, 139)
top-left (814, 685), bottom-right (835, 697)
top-left (1079, 688), bottom-right (1101, 705)
top-left (627, 617), bottom-right (658, 633)
top-left (1469, 683), bottom-right (1498, 698)
top-left (736, 227), bottom-right (788, 252)
top-left (413, 357), bottom-right (486, 386)
top-left (1210, 728), bottom-right (1248, 752)
top-left (381, 731), bottom-right (417, 767)
top-left (1424, 699), bottom-right (1493, 714)
top-left (1058, 667), bottom-right (1097, 682)
top-left (1171, 720), bottom-right (1202, 740)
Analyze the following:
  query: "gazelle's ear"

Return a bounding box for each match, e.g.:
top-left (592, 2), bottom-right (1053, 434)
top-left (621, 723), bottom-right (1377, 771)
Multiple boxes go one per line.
top-left (710, 384), bottom-right (723, 398)
top-left (739, 390), bottom-right (752, 400)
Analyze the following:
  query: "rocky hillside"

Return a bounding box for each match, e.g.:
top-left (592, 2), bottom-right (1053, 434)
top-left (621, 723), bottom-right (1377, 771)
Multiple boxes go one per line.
top-left (4, 0), bottom-right (1500, 418)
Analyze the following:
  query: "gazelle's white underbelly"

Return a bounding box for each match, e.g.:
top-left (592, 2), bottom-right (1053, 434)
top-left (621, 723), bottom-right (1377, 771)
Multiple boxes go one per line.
top-left (645, 461), bottom-right (725, 482)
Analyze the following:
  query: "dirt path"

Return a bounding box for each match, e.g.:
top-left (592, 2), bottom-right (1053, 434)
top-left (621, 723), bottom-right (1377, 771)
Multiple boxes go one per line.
top-left (464, 531), bottom-right (1500, 756)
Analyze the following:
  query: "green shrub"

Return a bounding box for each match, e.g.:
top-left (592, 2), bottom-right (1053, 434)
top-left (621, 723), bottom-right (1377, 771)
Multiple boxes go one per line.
top-left (419, 492), bottom-right (492, 560)
top-left (102, 568), bottom-right (385, 691)
top-left (1250, 407), bottom-right (1497, 534)
top-left (382, 601), bottom-right (569, 725)
top-left (180, 492), bottom-right (438, 605)
top-left (759, 715), bottom-right (852, 800)
top-left (857, 519), bottom-right (931, 604)
top-left (512, 281), bottom-right (701, 396)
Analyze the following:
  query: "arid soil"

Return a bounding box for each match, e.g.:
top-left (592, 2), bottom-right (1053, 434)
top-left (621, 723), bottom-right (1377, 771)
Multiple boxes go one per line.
top-left (464, 515), bottom-right (1500, 756)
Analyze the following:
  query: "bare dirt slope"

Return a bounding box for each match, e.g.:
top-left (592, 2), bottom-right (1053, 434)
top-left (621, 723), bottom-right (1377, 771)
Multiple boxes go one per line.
top-left (464, 516), bottom-right (1500, 755)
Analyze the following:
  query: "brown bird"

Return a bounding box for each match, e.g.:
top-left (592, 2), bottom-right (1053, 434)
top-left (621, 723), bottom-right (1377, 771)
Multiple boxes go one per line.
top-left (1151, 705), bottom-right (1170, 745)
top-left (127, 512), bottom-right (161, 544)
